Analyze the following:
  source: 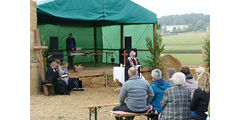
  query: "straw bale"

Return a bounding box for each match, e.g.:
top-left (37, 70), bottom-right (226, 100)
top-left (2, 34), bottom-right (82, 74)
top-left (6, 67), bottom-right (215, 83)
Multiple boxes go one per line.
top-left (30, 63), bottom-right (41, 95)
top-left (30, 0), bottom-right (37, 31)
top-left (80, 76), bottom-right (121, 88)
top-left (161, 54), bottom-right (182, 80)
top-left (190, 67), bottom-right (210, 80)
top-left (142, 72), bottom-right (152, 83)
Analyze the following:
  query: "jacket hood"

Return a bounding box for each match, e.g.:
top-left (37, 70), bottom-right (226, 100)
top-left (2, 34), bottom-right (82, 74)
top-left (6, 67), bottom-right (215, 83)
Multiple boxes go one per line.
top-left (153, 78), bottom-right (169, 90)
top-left (185, 73), bottom-right (193, 79)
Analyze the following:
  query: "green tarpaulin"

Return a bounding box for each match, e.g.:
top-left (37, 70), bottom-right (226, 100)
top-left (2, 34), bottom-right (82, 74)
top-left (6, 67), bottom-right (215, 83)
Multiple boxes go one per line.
top-left (37, 0), bottom-right (157, 66)
top-left (37, 0), bottom-right (157, 24)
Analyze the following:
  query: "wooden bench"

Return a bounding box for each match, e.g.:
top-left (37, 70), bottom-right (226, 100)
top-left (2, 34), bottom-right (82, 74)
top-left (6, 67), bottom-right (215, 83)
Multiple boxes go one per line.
top-left (111, 111), bottom-right (155, 120)
top-left (81, 103), bottom-right (119, 120)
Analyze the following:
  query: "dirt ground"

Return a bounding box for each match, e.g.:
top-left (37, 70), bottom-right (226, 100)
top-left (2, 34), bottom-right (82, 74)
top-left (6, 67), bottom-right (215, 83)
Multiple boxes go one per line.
top-left (30, 87), bottom-right (147, 120)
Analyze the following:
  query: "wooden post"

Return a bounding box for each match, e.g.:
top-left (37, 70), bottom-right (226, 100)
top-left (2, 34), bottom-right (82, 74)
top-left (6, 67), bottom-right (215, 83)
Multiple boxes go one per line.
top-left (121, 50), bottom-right (128, 66)
top-left (94, 25), bottom-right (98, 63)
top-left (34, 29), bottom-right (49, 96)
top-left (153, 23), bottom-right (157, 49)
top-left (120, 24), bottom-right (124, 49)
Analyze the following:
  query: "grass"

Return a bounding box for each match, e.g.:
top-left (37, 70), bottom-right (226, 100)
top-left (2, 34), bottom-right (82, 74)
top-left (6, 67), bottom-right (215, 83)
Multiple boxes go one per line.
top-left (162, 32), bottom-right (206, 66)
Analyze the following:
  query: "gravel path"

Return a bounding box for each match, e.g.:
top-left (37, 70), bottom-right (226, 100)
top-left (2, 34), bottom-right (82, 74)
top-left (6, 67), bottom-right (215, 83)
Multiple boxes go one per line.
top-left (31, 87), bottom-right (146, 120)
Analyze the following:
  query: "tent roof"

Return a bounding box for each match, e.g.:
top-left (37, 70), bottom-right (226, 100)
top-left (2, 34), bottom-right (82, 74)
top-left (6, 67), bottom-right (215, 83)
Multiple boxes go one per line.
top-left (37, 0), bottom-right (157, 24)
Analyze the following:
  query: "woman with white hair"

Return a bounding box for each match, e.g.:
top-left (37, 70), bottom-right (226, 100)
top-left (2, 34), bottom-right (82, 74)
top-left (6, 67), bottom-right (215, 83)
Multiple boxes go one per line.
top-left (195, 67), bottom-right (205, 78)
top-left (191, 72), bottom-right (210, 120)
top-left (148, 69), bottom-right (170, 119)
top-left (124, 51), bottom-right (141, 81)
top-left (159, 72), bottom-right (191, 120)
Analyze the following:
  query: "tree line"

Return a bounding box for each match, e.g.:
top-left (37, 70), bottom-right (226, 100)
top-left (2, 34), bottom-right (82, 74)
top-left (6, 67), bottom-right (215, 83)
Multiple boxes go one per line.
top-left (158, 13), bottom-right (210, 33)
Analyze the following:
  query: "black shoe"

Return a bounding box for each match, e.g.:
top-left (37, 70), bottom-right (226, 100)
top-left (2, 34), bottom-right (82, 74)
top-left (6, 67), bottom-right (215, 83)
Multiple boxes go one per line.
top-left (64, 91), bottom-right (70, 95)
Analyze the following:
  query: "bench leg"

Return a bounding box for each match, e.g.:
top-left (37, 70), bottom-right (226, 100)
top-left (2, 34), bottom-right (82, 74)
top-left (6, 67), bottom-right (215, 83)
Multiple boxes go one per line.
top-left (105, 75), bottom-right (108, 88)
top-left (89, 109), bottom-right (92, 120)
top-left (94, 107), bottom-right (97, 120)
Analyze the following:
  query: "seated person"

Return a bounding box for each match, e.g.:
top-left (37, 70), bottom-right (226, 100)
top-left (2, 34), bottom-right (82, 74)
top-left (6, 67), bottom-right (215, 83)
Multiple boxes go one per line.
top-left (58, 61), bottom-right (68, 86)
top-left (181, 66), bottom-right (198, 99)
top-left (165, 68), bottom-right (176, 87)
top-left (61, 61), bottom-right (83, 91)
top-left (149, 69), bottom-right (170, 120)
top-left (195, 66), bottom-right (205, 79)
top-left (113, 67), bottom-right (154, 120)
top-left (43, 61), bottom-right (59, 85)
top-left (54, 59), bottom-right (62, 72)
top-left (191, 72), bottom-right (210, 120)
top-left (159, 72), bottom-right (191, 120)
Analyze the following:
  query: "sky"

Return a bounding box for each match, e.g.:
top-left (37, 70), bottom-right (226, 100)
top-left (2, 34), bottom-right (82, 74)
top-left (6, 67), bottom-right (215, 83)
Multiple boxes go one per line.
top-left (132, 0), bottom-right (210, 17)
top-left (36, 0), bottom-right (210, 17)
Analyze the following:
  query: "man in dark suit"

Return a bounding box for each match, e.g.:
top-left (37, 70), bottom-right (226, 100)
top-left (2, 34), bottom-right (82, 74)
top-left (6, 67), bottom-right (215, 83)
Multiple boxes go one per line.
top-left (66, 33), bottom-right (76, 69)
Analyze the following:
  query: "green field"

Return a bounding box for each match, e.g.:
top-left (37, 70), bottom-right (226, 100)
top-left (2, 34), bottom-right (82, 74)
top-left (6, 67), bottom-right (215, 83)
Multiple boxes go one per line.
top-left (162, 32), bottom-right (206, 67)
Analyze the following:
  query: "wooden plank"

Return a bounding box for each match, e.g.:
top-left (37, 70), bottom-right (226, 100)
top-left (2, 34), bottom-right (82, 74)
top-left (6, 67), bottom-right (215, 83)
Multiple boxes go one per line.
top-left (35, 29), bottom-right (49, 96)
top-left (81, 103), bottom-right (119, 109)
top-left (33, 46), bottom-right (48, 50)
top-left (111, 111), bottom-right (154, 117)
top-left (110, 111), bottom-right (154, 117)
top-left (120, 24), bottom-right (124, 49)
top-left (153, 23), bottom-right (156, 49)
top-left (94, 25), bottom-right (98, 63)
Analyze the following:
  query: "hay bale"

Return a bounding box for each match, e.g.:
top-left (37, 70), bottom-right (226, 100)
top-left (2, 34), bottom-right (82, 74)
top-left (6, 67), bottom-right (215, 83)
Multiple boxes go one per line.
top-left (161, 54), bottom-right (182, 80)
top-left (30, 63), bottom-right (41, 95)
top-left (30, 0), bottom-right (37, 31)
top-left (142, 72), bottom-right (152, 83)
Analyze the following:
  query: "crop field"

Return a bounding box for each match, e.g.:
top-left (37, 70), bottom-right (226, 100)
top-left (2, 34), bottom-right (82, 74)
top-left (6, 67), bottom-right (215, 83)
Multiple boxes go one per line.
top-left (162, 32), bottom-right (206, 67)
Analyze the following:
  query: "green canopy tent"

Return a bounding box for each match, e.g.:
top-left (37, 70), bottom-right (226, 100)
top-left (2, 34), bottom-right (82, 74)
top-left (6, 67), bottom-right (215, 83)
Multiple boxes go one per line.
top-left (37, 0), bottom-right (157, 66)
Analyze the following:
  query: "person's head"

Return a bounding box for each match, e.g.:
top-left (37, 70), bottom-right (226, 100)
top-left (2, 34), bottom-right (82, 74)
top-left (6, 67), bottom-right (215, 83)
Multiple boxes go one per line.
top-left (151, 69), bottom-right (162, 81)
top-left (55, 59), bottom-right (61, 66)
top-left (128, 67), bottom-right (138, 78)
top-left (180, 66), bottom-right (190, 75)
top-left (197, 72), bottom-right (210, 93)
top-left (69, 33), bottom-right (72, 38)
top-left (195, 67), bottom-right (205, 77)
top-left (61, 61), bottom-right (69, 68)
top-left (166, 68), bottom-right (176, 79)
top-left (129, 51), bottom-right (136, 58)
top-left (50, 61), bottom-right (58, 69)
top-left (172, 72), bottom-right (186, 86)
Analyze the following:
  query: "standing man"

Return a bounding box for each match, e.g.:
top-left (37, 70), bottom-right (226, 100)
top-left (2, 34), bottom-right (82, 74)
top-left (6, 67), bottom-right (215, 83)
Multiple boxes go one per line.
top-left (66, 33), bottom-right (76, 69)
top-left (125, 51), bottom-right (140, 81)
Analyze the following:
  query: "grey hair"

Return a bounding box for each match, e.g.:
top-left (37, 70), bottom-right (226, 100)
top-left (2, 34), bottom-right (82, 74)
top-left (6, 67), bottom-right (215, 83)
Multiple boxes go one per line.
top-left (172, 72), bottom-right (186, 86)
top-left (151, 69), bottom-right (162, 79)
top-left (166, 68), bottom-right (176, 78)
top-left (130, 51), bottom-right (136, 56)
top-left (128, 67), bottom-right (138, 76)
top-left (195, 67), bottom-right (205, 76)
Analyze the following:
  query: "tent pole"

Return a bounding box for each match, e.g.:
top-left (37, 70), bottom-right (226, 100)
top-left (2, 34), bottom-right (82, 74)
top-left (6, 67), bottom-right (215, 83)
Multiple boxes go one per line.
top-left (153, 23), bottom-right (156, 49)
top-left (94, 25), bottom-right (98, 63)
top-left (121, 24), bottom-right (124, 49)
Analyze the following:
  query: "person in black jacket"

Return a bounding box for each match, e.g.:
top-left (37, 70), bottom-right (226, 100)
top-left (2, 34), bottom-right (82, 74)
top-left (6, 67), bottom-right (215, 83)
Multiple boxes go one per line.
top-left (66, 33), bottom-right (76, 69)
top-left (191, 72), bottom-right (210, 120)
top-left (124, 51), bottom-right (140, 81)
top-left (44, 61), bottom-right (59, 85)
top-left (43, 61), bottom-right (69, 95)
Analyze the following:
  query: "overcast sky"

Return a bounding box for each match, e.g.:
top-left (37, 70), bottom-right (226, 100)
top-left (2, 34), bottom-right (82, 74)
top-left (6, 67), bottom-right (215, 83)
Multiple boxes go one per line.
top-left (36, 0), bottom-right (210, 17)
top-left (132, 0), bottom-right (210, 17)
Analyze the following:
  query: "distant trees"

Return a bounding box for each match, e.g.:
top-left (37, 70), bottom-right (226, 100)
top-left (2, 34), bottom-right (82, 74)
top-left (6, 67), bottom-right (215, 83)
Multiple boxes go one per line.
top-left (158, 13), bottom-right (210, 33)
